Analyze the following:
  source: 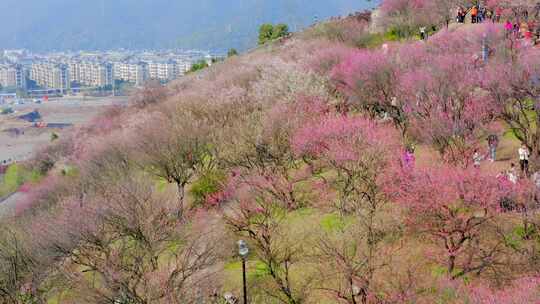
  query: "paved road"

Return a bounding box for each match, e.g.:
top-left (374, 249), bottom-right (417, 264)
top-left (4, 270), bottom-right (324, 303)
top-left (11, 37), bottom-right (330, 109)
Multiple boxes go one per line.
top-left (0, 192), bottom-right (24, 217)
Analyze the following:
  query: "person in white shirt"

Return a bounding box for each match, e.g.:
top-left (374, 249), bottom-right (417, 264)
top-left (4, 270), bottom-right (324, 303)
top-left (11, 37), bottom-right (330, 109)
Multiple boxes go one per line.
top-left (518, 143), bottom-right (530, 176)
top-left (508, 163), bottom-right (518, 184)
top-left (420, 27), bottom-right (427, 40)
top-left (472, 149), bottom-right (483, 168)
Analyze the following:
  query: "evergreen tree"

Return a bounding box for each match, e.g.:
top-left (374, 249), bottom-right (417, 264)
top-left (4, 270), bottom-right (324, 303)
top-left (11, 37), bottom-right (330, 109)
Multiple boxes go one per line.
top-left (258, 23), bottom-right (274, 45)
top-left (227, 48), bottom-right (239, 57)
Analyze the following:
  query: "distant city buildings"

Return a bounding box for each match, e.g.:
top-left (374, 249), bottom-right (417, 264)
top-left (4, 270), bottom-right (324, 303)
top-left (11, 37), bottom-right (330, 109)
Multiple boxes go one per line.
top-left (30, 63), bottom-right (70, 91)
top-left (113, 62), bottom-right (149, 86)
top-left (69, 61), bottom-right (113, 88)
top-left (0, 49), bottom-right (214, 94)
top-left (148, 61), bottom-right (176, 82)
top-left (178, 61), bottom-right (192, 75)
top-left (0, 64), bottom-right (26, 90)
top-left (147, 60), bottom-right (193, 82)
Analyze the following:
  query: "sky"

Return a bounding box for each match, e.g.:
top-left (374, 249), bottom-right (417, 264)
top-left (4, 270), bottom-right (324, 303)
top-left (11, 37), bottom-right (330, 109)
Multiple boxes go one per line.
top-left (0, 0), bottom-right (379, 51)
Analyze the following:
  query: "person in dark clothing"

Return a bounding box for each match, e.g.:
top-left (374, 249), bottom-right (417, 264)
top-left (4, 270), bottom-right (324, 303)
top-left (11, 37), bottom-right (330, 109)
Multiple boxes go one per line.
top-left (487, 134), bottom-right (499, 162)
top-left (457, 7), bottom-right (465, 23)
top-left (519, 143), bottom-right (530, 177)
top-left (486, 9), bottom-right (493, 22)
top-left (459, 7), bottom-right (467, 23)
top-left (420, 27), bottom-right (427, 40)
top-left (514, 22), bottom-right (521, 38)
top-left (478, 7), bottom-right (487, 23)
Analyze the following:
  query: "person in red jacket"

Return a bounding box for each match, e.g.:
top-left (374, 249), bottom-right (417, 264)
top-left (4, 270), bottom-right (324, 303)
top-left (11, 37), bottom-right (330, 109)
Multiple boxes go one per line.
top-left (495, 7), bottom-right (503, 22)
top-left (471, 6), bottom-right (479, 24)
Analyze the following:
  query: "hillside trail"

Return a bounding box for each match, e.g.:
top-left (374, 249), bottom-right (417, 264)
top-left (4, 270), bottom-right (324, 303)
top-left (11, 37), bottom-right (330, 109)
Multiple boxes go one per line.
top-left (396, 14), bottom-right (521, 175)
top-left (0, 191), bottom-right (25, 218)
top-left (415, 135), bottom-right (519, 175)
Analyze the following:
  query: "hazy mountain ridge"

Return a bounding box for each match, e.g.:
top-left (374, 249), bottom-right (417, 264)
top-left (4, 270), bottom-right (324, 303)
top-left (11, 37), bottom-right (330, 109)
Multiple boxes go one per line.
top-left (0, 0), bottom-right (377, 52)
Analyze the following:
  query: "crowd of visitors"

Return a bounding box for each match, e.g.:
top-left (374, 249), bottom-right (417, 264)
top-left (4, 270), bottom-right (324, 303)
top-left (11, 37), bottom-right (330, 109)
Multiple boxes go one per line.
top-left (451, 2), bottom-right (540, 45)
top-left (468, 138), bottom-right (540, 211)
top-left (475, 135), bottom-right (531, 183)
top-left (400, 133), bottom-right (540, 209)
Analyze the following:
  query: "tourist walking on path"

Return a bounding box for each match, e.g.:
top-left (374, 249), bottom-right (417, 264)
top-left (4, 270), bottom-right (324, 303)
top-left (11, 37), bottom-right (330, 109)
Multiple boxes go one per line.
top-left (508, 163), bottom-right (519, 184)
top-left (513, 22), bottom-right (521, 38)
top-left (478, 6), bottom-right (487, 23)
top-left (471, 6), bottom-right (479, 24)
top-left (519, 143), bottom-right (530, 176)
top-left (402, 147), bottom-right (416, 170)
top-left (457, 7), bottom-right (466, 23)
top-left (505, 20), bottom-right (513, 37)
top-left (486, 9), bottom-right (493, 22)
top-left (487, 134), bottom-right (499, 162)
top-left (495, 7), bottom-right (503, 23)
top-left (473, 149), bottom-right (483, 168)
top-left (420, 27), bottom-right (427, 41)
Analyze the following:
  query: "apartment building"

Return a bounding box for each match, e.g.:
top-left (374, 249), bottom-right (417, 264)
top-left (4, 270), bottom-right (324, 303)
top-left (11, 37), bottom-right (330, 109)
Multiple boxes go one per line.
top-left (69, 61), bottom-right (113, 87)
top-left (176, 61), bottom-right (192, 76)
top-left (30, 62), bottom-right (70, 90)
top-left (146, 60), bottom-right (194, 81)
top-left (113, 62), bottom-right (149, 86)
top-left (148, 61), bottom-right (177, 82)
top-left (0, 64), bottom-right (26, 89)
top-left (69, 62), bottom-right (80, 84)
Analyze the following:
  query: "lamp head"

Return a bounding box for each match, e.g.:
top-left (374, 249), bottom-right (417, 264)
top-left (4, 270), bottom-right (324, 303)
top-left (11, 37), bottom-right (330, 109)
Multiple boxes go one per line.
top-left (237, 240), bottom-right (249, 259)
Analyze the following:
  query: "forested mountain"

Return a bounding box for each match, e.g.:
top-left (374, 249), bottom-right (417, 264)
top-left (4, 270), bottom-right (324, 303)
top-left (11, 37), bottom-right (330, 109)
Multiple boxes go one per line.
top-left (0, 0), bottom-right (377, 51)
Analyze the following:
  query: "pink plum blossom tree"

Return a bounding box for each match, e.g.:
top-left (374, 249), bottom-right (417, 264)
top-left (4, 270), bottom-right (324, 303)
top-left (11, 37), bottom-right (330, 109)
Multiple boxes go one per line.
top-left (385, 165), bottom-right (512, 279)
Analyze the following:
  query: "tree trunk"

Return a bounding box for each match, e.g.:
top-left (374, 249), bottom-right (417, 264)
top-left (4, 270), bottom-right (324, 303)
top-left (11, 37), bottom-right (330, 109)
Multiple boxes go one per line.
top-left (350, 276), bottom-right (358, 304)
top-left (531, 114), bottom-right (540, 172)
top-left (448, 255), bottom-right (456, 277)
top-left (176, 182), bottom-right (185, 219)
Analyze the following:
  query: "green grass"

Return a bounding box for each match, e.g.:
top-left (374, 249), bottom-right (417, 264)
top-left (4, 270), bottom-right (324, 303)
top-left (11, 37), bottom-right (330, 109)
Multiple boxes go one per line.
top-left (503, 128), bottom-right (519, 141)
top-left (225, 260), bottom-right (270, 279)
top-left (189, 170), bottom-right (226, 206)
top-left (155, 177), bottom-right (169, 192)
top-left (320, 213), bottom-right (348, 232)
top-left (0, 164), bottom-right (42, 197)
top-left (354, 30), bottom-right (402, 49)
top-left (61, 165), bottom-right (79, 177)
top-left (287, 207), bottom-right (315, 220)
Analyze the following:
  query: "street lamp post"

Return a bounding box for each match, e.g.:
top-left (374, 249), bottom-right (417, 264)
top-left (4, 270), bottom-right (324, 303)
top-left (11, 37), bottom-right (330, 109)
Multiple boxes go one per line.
top-left (237, 240), bottom-right (249, 304)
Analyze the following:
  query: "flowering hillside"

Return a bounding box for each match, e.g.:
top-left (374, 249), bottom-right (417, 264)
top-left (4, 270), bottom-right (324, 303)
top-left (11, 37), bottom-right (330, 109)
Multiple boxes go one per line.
top-left (2, 1), bottom-right (540, 303)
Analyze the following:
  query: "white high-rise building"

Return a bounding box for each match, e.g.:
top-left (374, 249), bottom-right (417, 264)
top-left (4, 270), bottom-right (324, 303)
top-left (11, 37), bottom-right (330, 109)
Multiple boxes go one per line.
top-left (176, 61), bottom-right (192, 76)
top-left (113, 62), bottom-right (149, 86)
top-left (0, 64), bottom-right (26, 89)
top-left (30, 62), bottom-right (70, 90)
top-left (148, 60), bottom-right (178, 82)
top-left (69, 61), bottom-right (113, 87)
